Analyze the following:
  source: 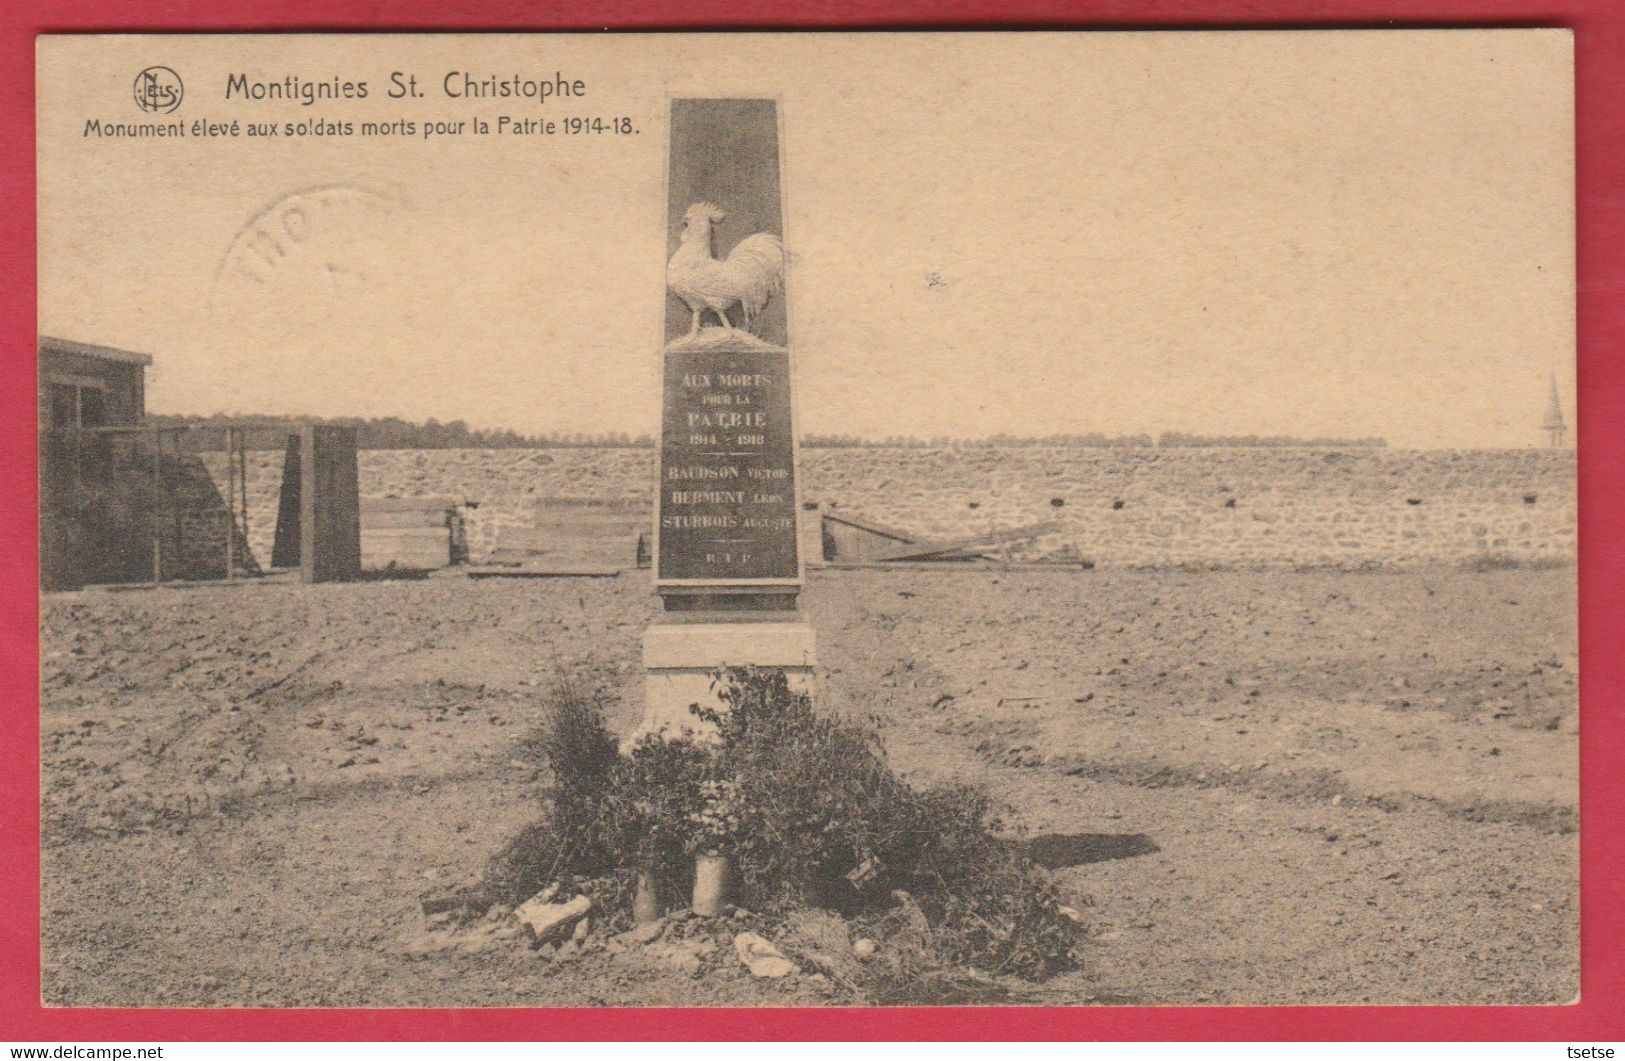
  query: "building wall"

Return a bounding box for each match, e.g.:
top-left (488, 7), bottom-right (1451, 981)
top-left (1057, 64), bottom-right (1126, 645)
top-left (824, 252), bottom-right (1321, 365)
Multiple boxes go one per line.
top-left (38, 351), bottom-right (145, 429)
top-left (201, 446), bottom-right (1576, 574)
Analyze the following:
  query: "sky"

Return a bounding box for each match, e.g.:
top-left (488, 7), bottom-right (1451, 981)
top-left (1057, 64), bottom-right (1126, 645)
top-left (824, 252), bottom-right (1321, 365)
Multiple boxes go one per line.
top-left (38, 31), bottom-right (1575, 448)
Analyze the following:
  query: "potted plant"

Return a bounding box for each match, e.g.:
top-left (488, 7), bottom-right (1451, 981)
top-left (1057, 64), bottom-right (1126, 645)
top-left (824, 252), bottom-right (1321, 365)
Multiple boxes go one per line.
top-left (687, 778), bottom-right (742, 916)
top-left (600, 738), bottom-right (710, 924)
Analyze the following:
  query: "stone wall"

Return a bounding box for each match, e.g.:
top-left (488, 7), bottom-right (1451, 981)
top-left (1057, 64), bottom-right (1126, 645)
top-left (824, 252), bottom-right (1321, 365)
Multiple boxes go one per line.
top-left (44, 443), bottom-right (258, 589)
top-left (802, 447), bottom-right (1576, 568)
top-left (204, 446), bottom-right (1576, 572)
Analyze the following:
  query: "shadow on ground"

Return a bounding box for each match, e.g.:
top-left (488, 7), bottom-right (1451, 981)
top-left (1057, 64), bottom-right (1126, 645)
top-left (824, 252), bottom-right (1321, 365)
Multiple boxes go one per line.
top-left (1017, 832), bottom-right (1160, 869)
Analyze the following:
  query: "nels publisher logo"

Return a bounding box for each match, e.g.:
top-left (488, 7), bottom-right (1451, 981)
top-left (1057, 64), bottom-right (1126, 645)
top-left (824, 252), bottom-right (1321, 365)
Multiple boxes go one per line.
top-left (133, 66), bottom-right (183, 113)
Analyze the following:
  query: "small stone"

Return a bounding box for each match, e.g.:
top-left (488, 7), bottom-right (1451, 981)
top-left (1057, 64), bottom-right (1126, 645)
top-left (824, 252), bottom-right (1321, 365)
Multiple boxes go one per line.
top-left (514, 894), bottom-right (591, 945)
top-left (851, 938), bottom-right (878, 958)
top-left (486, 904), bottom-right (511, 922)
top-left (734, 932), bottom-right (796, 978)
top-left (571, 917), bottom-right (591, 942)
top-left (1058, 905), bottom-right (1085, 924)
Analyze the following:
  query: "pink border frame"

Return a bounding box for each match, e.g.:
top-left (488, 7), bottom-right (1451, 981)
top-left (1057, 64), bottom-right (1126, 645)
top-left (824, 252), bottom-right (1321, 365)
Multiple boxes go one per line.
top-left (2, 1), bottom-right (1620, 1041)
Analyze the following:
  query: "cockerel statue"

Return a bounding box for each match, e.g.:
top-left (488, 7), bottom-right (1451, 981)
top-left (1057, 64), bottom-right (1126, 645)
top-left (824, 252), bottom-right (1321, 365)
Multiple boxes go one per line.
top-left (667, 202), bottom-right (785, 339)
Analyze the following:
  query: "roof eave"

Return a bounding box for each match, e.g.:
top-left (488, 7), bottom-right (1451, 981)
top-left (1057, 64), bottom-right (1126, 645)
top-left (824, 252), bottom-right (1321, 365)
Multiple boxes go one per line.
top-left (39, 335), bottom-right (155, 366)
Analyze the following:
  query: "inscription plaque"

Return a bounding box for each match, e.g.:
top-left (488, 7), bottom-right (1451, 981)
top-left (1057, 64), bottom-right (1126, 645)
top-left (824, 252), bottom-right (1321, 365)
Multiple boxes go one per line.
top-left (655, 338), bottom-right (800, 587)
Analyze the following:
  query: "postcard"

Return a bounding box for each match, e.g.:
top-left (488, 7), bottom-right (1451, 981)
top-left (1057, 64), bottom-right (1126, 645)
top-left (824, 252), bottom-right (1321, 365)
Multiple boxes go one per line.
top-left (35, 30), bottom-right (1575, 1008)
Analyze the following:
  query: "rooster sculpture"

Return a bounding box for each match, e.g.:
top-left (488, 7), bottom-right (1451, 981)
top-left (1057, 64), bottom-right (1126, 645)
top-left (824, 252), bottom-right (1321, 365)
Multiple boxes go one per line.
top-left (667, 202), bottom-right (785, 339)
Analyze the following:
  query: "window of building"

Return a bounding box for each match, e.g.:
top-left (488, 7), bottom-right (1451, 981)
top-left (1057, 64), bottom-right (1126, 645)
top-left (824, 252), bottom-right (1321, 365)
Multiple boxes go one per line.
top-left (46, 377), bottom-right (108, 430)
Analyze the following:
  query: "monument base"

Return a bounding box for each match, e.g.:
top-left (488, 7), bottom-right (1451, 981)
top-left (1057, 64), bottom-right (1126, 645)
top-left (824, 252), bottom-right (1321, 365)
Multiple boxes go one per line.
top-left (628, 616), bottom-right (817, 746)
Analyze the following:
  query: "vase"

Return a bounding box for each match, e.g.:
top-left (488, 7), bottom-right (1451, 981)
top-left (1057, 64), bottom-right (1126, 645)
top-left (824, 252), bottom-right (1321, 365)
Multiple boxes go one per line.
top-left (692, 853), bottom-right (730, 916)
top-left (630, 870), bottom-right (663, 922)
top-left (633, 871), bottom-right (660, 924)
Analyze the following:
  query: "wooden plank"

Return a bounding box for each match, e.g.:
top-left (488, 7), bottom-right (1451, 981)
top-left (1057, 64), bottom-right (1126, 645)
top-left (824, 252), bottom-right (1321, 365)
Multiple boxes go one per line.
top-left (493, 522), bottom-right (644, 542)
top-left (361, 508), bottom-right (454, 530)
top-left (528, 496), bottom-right (647, 508)
top-left (521, 520), bottom-right (646, 536)
top-left (362, 496), bottom-right (457, 514)
top-left (361, 528), bottom-right (450, 570)
top-left (487, 541), bottom-right (634, 566)
top-left (823, 520), bottom-right (922, 562)
top-left (867, 520), bottom-right (1065, 563)
top-left (822, 559), bottom-right (1093, 572)
top-left (820, 511), bottom-right (919, 543)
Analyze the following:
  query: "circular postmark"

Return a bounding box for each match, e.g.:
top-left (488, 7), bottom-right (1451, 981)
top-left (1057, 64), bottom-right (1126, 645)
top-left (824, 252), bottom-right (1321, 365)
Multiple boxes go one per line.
top-left (134, 67), bottom-right (183, 114)
top-left (209, 184), bottom-right (401, 343)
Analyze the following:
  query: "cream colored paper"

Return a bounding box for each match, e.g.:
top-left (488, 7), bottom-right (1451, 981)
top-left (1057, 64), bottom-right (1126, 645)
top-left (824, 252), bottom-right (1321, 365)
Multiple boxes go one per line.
top-left (39, 32), bottom-right (1573, 446)
top-left (36, 32), bottom-right (1576, 1010)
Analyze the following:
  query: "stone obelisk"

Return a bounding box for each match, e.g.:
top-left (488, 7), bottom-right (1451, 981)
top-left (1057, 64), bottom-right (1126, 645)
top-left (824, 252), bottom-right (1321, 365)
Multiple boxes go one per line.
top-left (633, 97), bottom-right (815, 741)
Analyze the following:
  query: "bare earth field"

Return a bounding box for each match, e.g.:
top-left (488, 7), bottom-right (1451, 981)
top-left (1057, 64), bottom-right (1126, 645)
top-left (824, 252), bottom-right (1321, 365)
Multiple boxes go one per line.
top-left (39, 565), bottom-right (1578, 1007)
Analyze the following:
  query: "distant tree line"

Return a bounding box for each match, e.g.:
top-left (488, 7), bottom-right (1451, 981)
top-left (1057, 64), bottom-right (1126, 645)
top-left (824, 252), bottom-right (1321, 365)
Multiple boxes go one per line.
top-left (802, 432), bottom-right (1386, 448)
top-left (148, 413), bottom-right (653, 451)
top-left (802, 432), bottom-right (1157, 448)
top-left (148, 413), bottom-right (1386, 451)
top-left (1157, 432), bottom-right (1387, 448)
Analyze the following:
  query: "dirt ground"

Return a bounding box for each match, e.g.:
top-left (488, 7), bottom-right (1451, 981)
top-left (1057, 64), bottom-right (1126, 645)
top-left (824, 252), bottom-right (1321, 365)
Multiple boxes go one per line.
top-left (38, 564), bottom-right (1578, 1007)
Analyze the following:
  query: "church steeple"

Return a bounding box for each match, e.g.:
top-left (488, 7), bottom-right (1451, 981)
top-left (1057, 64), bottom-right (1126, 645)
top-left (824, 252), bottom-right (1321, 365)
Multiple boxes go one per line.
top-left (1541, 369), bottom-right (1567, 448)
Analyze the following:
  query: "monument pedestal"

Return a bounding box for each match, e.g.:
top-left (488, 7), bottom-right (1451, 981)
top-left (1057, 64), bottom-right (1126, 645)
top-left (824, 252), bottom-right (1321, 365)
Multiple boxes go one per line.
top-left (631, 615), bottom-right (816, 745)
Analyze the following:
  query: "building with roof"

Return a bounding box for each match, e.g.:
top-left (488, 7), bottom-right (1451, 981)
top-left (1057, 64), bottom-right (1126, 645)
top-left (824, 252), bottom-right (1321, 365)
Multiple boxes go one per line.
top-left (39, 336), bottom-right (257, 588)
top-left (39, 335), bottom-right (152, 433)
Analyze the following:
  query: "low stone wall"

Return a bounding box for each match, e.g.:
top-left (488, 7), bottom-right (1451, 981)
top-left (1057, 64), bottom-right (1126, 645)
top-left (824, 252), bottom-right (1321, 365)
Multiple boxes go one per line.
top-left (45, 446), bottom-right (258, 589)
top-left (203, 445), bottom-right (1576, 572)
top-left (802, 447), bottom-right (1577, 568)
